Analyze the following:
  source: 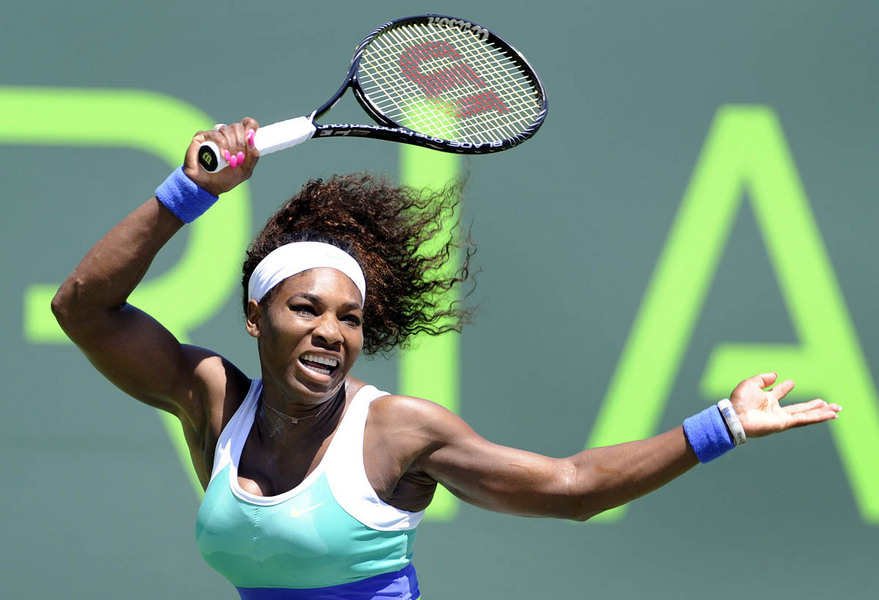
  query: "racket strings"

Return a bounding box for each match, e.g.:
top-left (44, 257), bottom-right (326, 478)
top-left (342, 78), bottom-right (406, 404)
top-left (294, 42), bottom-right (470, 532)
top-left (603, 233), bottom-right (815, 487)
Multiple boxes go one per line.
top-left (380, 24), bottom-right (537, 142)
top-left (357, 22), bottom-right (542, 145)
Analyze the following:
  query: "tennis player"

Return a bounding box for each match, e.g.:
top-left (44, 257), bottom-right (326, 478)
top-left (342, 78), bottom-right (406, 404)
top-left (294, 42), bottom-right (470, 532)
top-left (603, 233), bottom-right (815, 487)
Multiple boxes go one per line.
top-left (52, 119), bottom-right (841, 600)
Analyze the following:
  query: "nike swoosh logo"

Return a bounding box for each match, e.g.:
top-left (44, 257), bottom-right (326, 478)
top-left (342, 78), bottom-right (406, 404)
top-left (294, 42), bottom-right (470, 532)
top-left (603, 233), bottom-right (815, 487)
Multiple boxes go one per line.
top-left (289, 503), bottom-right (325, 518)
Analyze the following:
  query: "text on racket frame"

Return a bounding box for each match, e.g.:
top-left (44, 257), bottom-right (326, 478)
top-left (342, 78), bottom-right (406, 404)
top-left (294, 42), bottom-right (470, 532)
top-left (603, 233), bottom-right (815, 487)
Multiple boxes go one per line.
top-left (426, 16), bottom-right (490, 42)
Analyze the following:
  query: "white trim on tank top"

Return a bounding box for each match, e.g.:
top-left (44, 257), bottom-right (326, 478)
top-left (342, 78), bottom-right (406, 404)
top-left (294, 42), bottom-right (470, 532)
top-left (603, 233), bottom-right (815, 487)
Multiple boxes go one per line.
top-left (208, 378), bottom-right (425, 531)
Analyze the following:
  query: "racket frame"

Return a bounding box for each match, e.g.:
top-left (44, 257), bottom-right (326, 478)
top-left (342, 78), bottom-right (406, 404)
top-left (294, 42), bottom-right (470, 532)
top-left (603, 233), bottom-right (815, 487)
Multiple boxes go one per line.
top-left (317, 14), bottom-right (548, 153)
top-left (197, 14), bottom-right (547, 172)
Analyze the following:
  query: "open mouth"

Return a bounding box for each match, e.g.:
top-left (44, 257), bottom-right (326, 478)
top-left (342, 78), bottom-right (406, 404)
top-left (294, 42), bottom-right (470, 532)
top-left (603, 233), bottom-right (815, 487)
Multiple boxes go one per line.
top-left (299, 353), bottom-right (340, 377)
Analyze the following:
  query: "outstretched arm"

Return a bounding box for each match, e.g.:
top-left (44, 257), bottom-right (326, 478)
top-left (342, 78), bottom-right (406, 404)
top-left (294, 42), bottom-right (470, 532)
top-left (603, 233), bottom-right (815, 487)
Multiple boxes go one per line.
top-left (407, 373), bottom-right (839, 521)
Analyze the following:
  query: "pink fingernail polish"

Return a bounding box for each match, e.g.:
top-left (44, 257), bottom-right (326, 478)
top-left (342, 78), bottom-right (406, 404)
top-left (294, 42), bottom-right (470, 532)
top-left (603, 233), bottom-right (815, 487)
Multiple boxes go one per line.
top-left (237, 151), bottom-right (245, 164)
top-left (229, 154), bottom-right (238, 168)
top-left (246, 130), bottom-right (255, 147)
top-left (223, 150), bottom-right (231, 162)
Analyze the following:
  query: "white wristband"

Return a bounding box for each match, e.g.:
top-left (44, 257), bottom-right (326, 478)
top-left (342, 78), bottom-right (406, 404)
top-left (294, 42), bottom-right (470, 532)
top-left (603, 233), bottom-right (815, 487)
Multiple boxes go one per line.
top-left (717, 399), bottom-right (747, 446)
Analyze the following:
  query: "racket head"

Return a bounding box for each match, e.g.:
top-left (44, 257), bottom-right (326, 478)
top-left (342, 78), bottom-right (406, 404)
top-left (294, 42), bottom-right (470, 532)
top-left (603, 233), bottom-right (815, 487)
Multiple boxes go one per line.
top-left (345, 14), bottom-right (547, 153)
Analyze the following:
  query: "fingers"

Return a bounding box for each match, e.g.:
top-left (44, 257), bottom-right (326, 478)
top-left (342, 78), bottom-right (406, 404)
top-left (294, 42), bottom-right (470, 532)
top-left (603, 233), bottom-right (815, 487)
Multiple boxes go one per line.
top-left (736, 372), bottom-right (794, 400)
top-left (730, 371), bottom-right (842, 436)
top-left (770, 378), bottom-right (795, 400)
top-left (211, 119), bottom-right (260, 168)
top-left (784, 399), bottom-right (842, 427)
top-left (754, 372), bottom-right (779, 389)
top-left (241, 116), bottom-right (259, 136)
top-left (787, 398), bottom-right (842, 415)
top-left (784, 398), bottom-right (827, 414)
top-left (183, 117), bottom-right (261, 196)
top-left (187, 117), bottom-right (260, 169)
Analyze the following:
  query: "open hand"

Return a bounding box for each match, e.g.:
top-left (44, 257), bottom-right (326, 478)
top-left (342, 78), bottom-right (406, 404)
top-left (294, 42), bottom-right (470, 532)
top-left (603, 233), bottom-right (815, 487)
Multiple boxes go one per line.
top-left (729, 373), bottom-right (841, 438)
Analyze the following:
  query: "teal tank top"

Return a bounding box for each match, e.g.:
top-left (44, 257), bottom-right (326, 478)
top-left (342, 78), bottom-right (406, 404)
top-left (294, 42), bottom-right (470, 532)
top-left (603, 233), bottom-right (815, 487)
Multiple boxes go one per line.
top-left (195, 380), bottom-right (425, 597)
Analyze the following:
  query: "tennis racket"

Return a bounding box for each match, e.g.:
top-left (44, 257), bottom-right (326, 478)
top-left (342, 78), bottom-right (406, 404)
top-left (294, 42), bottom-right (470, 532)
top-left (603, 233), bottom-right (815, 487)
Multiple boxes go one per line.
top-left (198, 14), bottom-right (547, 172)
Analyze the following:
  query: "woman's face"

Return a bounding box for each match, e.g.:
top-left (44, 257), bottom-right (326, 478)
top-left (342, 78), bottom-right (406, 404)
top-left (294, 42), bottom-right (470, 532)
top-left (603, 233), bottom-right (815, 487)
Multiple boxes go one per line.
top-left (247, 267), bottom-right (364, 403)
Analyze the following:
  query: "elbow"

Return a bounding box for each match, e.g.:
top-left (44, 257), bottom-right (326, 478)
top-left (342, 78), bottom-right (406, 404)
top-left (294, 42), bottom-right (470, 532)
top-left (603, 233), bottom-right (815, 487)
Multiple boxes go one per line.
top-left (51, 281), bottom-right (75, 330)
top-left (51, 277), bottom-right (97, 338)
top-left (569, 513), bottom-right (593, 523)
top-left (557, 457), bottom-right (619, 522)
top-left (559, 496), bottom-right (626, 522)
top-left (568, 507), bottom-right (608, 522)
top-left (563, 497), bottom-right (608, 522)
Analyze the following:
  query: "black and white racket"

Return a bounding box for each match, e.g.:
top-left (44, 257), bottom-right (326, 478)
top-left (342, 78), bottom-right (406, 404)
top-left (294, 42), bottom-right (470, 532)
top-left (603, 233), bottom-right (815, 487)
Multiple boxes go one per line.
top-left (198, 14), bottom-right (547, 172)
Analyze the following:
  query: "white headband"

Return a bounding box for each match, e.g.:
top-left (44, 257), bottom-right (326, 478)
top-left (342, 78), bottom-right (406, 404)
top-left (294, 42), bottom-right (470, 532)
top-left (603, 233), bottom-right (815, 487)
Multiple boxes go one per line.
top-left (248, 242), bottom-right (366, 306)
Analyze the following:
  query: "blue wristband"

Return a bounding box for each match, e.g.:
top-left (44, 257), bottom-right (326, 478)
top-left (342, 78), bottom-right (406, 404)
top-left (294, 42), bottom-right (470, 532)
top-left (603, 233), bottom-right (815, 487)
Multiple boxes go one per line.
top-left (683, 405), bottom-right (736, 463)
top-left (155, 166), bottom-right (219, 223)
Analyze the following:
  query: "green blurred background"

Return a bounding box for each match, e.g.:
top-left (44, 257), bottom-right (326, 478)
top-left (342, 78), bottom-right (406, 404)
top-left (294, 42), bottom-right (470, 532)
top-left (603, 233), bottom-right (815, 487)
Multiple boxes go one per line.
top-left (2, 1), bottom-right (877, 598)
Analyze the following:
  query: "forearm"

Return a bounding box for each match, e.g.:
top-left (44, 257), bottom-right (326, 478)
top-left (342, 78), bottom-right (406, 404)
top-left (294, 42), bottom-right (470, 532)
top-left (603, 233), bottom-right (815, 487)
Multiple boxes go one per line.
top-left (52, 198), bottom-right (183, 330)
top-left (562, 426), bottom-right (698, 520)
top-left (421, 409), bottom-right (701, 521)
top-left (412, 388), bottom-right (708, 520)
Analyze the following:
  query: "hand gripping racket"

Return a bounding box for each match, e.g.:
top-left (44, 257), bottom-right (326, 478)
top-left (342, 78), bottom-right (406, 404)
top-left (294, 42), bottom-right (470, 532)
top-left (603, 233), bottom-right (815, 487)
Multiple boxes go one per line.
top-left (198, 14), bottom-right (547, 172)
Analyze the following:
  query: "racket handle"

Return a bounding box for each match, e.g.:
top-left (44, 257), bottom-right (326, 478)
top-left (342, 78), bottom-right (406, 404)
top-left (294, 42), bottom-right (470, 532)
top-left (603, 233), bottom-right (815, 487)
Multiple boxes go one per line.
top-left (197, 116), bottom-right (317, 173)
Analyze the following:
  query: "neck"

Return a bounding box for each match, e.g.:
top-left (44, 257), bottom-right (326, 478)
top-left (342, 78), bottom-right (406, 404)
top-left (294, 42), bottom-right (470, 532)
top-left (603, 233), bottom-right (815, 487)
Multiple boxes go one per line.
top-left (256, 383), bottom-right (347, 442)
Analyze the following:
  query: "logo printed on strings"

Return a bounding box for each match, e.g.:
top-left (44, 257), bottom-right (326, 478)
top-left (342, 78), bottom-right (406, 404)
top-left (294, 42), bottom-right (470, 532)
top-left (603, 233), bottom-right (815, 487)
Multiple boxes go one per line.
top-left (399, 41), bottom-right (509, 119)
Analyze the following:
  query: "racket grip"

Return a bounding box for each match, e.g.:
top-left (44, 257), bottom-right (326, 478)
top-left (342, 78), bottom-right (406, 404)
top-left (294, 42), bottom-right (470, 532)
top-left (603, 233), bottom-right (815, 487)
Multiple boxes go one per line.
top-left (197, 117), bottom-right (317, 173)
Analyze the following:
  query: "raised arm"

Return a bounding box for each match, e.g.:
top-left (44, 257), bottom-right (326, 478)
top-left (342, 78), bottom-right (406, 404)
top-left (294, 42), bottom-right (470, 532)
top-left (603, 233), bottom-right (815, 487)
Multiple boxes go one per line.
top-left (403, 373), bottom-right (840, 521)
top-left (51, 119), bottom-right (260, 425)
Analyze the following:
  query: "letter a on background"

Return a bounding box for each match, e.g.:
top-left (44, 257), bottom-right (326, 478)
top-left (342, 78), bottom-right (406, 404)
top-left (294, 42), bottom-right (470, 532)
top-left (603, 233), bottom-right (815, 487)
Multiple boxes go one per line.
top-left (585, 105), bottom-right (879, 523)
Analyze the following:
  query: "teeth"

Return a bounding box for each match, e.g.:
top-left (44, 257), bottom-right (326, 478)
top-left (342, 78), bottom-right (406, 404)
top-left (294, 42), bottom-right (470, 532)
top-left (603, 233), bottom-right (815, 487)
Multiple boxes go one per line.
top-left (301, 353), bottom-right (339, 368)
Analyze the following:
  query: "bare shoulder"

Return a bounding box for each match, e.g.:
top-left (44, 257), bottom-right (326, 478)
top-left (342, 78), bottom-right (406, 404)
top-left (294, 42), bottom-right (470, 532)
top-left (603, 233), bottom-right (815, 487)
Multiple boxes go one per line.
top-left (367, 394), bottom-right (475, 448)
top-left (370, 393), bottom-right (457, 422)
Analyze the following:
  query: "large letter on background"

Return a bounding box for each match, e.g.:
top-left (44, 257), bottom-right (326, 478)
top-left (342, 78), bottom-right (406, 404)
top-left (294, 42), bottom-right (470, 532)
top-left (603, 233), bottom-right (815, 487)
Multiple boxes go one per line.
top-left (585, 105), bottom-right (879, 523)
top-left (3, 86), bottom-right (251, 495)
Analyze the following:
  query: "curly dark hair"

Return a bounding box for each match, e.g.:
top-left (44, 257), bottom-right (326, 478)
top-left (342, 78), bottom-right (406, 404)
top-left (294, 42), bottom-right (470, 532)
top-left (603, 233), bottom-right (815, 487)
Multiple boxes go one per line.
top-left (242, 173), bottom-right (474, 355)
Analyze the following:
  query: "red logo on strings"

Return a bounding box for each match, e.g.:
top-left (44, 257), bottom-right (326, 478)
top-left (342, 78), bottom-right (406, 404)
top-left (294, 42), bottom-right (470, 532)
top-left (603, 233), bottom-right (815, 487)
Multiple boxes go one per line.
top-left (399, 41), bottom-right (508, 118)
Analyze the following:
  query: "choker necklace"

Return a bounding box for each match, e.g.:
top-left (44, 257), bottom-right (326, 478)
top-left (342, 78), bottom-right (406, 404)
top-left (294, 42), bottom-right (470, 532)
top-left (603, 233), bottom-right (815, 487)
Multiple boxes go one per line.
top-left (261, 389), bottom-right (342, 425)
